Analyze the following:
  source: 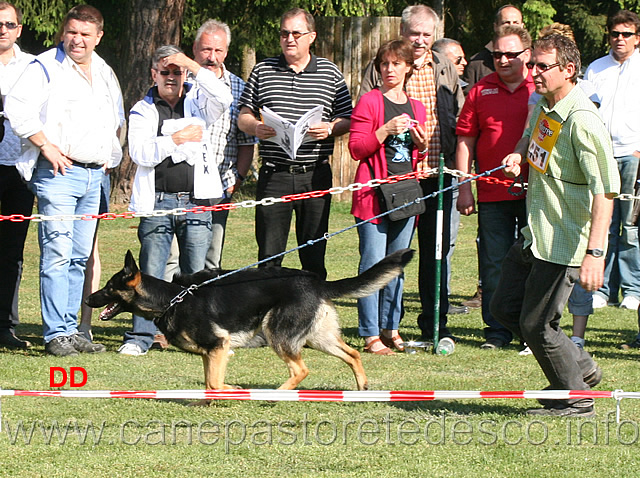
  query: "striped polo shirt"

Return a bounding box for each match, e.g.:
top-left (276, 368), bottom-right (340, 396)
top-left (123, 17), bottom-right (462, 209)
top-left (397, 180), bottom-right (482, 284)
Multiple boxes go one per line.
top-left (239, 54), bottom-right (352, 165)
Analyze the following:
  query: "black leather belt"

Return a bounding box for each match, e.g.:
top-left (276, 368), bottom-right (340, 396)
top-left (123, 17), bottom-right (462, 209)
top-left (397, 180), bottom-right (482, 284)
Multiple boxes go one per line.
top-left (264, 160), bottom-right (327, 174)
top-left (71, 160), bottom-right (103, 169)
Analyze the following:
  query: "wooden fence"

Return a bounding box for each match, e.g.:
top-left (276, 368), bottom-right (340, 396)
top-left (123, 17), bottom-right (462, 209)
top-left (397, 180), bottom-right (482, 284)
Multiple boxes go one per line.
top-left (315, 16), bottom-right (402, 201)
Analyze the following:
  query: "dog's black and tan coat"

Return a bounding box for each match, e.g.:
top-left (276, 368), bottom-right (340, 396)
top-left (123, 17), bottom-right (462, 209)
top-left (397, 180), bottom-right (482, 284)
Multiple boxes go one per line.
top-left (87, 249), bottom-right (414, 392)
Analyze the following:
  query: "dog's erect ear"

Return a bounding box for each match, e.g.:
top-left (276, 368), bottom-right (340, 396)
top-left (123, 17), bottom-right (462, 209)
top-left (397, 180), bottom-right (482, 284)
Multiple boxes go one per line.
top-left (124, 250), bottom-right (139, 276)
top-left (123, 250), bottom-right (142, 289)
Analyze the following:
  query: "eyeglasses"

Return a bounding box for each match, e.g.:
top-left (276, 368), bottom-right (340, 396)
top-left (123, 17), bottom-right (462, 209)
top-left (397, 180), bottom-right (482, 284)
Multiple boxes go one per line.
top-left (158, 69), bottom-right (184, 76)
top-left (492, 49), bottom-right (527, 60)
top-left (454, 55), bottom-right (465, 65)
top-left (280, 30), bottom-right (312, 40)
top-left (0, 21), bottom-right (18, 30)
top-left (526, 62), bottom-right (561, 73)
top-left (610, 31), bottom-right (638, 39)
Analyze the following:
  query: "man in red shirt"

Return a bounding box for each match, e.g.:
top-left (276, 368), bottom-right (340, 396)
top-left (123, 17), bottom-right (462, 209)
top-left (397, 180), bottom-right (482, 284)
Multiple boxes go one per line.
top-left (455, 25), bottom-right (535, 349)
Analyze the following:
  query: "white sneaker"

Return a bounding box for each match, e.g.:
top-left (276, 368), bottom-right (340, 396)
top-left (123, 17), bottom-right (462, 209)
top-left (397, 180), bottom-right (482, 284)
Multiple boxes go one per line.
top-left (620, 296), bottom-right (640, 310)
top-left (118, 343), bottom-right (147, 356)
top-left (519, 344), bottom-right (533, 356)
top-left (592, 295), bottom-right (608, 309)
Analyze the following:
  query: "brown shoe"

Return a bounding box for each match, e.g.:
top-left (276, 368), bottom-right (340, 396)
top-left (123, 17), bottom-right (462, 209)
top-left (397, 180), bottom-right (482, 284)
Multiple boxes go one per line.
top-left (364, 338), bottom-right (395, 355)
top-left (150, 333), bottom-right (169, 351)
top-left (462, 287), bottom-right (482, 308)
top-left (380, 334), bottom-right (405, 352)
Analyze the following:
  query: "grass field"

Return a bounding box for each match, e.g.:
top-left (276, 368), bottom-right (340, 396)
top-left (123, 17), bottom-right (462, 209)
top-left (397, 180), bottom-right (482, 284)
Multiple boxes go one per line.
top-left (2, 197), bottom-right (640, 477)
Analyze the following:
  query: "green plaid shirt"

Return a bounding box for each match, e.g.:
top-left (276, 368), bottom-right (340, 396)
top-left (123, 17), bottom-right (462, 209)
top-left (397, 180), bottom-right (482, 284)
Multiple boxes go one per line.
top-left (522, 85), bottom-right (620, 266)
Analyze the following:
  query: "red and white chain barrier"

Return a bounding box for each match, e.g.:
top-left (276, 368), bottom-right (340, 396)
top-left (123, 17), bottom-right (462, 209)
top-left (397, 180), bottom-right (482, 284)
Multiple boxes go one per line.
top-left (0, 168), bottom-right (522, 223)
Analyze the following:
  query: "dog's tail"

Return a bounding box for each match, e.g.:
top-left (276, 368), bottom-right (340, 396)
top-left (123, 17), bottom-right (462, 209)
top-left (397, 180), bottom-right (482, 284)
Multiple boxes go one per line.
top-left (324, 248), bottom-right (415, 299)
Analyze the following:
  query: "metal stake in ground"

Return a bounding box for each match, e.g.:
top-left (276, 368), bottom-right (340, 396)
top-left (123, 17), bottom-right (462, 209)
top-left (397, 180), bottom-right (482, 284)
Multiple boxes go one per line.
top-left (433, 154), bottom-right (445, 353)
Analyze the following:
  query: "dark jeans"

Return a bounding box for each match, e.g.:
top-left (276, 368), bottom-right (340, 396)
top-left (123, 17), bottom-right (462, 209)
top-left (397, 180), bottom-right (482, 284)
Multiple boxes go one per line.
top-left (417, 175), bottom-right (452, 337)
top-left (478, 200), bottom-right (527, 343)
top-left (255, 162), bottom-right (332, 279)
top-left (490, 239), bottom-right (596, 406)
top-left (0, 166), bottom-right (34, 330)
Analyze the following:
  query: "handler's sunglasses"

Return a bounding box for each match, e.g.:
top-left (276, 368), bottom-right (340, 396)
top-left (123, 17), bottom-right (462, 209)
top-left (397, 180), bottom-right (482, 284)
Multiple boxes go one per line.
top-left (526, 61), bottom-right (561, 73)
top-left (454, 55), bottom-right (465, 65)
top-left (0, 21), bottom-right (18, 30)
top-left (491, 49), bottom-right (526, 60)
top-left (158, 69), bottom-right (184, 76)
top-left (610, 30), bottom-right (638, 39)
top-left (280, 30), bottom-right (312, 40)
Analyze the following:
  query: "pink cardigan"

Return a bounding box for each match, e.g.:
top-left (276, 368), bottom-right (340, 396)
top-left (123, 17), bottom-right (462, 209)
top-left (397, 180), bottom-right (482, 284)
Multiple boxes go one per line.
top-left (348, 88), bottom-right (427, 222)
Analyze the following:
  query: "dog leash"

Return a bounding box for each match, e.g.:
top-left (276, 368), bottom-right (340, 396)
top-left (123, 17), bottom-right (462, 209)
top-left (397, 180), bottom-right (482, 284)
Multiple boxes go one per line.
top-left (155, 163), bottom-right (510, 319)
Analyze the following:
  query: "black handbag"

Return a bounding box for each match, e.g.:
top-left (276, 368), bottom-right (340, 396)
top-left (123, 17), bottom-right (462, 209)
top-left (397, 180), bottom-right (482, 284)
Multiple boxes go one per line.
top-left (369, 162), bottom-right (425, 221)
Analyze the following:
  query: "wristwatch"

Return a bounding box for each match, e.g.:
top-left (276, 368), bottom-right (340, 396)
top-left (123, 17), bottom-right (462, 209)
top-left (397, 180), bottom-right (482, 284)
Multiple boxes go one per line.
top-left (586, 248), bottom-right (604, 258)
top-left (327, 125), bottom-right (333, 137)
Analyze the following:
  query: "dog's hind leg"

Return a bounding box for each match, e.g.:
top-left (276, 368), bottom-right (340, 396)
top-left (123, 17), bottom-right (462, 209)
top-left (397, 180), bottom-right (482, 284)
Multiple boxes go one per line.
top-left (277, 353), bottom-right (309, 390)
top-left (311, 337), bottom-right (368, 391)
top-left (306, 304), bottom-right (369, 391)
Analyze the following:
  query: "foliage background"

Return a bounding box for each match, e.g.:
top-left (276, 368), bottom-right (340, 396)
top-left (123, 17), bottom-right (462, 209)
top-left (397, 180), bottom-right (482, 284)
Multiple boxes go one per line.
top-left (13, 0), bottom-right (640, 75)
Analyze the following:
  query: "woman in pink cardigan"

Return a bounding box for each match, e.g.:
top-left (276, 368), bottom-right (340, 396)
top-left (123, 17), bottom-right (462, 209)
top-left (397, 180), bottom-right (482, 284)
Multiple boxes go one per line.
top-left (349, 39), bottom-right (428, 355)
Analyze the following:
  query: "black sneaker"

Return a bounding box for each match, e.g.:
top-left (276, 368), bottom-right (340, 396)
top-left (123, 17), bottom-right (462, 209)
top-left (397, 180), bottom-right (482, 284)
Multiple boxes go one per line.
top-left (527, 403), bottom-right (595, 417)
top-left (45, 336), bottom-right (79, 357)
top-left (70, 332), bottom-right (106, 353)
top-left (620, 337), bottom-right (640, 350)
top-left (448, 304), bottom-right (469, 315)
top-left (0, 329), bottom-right (32, 349)
top-left (480, 338), bottom-right (507, 349)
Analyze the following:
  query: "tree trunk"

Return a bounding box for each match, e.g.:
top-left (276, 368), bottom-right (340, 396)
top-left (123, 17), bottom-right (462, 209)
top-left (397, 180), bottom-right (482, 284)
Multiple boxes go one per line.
top-left (110, 0), bottom-right (186, 206)
top-left (241, 45), bottom-right (256, 82)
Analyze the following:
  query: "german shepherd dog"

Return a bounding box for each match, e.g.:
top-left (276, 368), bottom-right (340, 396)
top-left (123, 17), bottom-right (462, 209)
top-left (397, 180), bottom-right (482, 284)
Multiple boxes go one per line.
top-left (86, 249), bottom-right (414, 392)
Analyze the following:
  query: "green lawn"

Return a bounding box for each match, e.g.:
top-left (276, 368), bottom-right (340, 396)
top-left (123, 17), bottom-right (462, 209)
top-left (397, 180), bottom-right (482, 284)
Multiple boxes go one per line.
top-left (2, 198), bottom-right (640, 477)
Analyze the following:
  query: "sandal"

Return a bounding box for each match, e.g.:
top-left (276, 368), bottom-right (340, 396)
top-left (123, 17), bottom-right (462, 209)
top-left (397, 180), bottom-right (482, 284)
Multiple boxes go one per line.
top-left (380, 334), bottom-right (405, 352)
top-left (364, 338), bottom-right (395, 355)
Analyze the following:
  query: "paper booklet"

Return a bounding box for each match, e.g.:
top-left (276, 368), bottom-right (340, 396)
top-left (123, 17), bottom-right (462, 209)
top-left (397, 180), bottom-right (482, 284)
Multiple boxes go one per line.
top-left (260, 105), bottom-right (323, 160)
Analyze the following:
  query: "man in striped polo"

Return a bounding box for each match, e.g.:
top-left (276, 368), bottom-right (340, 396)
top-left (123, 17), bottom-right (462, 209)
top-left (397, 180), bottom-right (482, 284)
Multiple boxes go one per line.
top-left (238, 7), bottom-right (352, 279)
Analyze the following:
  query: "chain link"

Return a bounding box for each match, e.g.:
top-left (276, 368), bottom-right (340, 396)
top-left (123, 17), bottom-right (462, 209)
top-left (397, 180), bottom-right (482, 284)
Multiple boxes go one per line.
top-left (3, 168), bottom-right (632, 222)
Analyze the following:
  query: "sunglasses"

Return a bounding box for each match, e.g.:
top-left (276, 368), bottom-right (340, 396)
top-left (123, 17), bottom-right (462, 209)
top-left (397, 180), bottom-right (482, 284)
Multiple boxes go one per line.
top-left (158, 69), bottom-right (184, 76)
top-left (610, 30), bottom-right (638, 39)
top-left (492, 49), bottom-right (527, 60)
top-left (526, 62), bottom-right (561, 73)
top-left (280, 30), bottom-right (312, 40)
top-left (454, 55), bottom-right (465, 65)
top-left (0, 21), bottom-right (18, 30)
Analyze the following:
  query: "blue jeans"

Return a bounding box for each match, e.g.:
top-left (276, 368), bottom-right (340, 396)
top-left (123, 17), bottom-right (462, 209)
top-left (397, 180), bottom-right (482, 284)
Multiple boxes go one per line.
top-left (478, 200), bottom-right (526, 343)
top-left (123, 192), bottom-right (213, 351)
top-left (598, 154), bottom-right (640, 302)
top-left (30, 162), bottom-right (102, 343)
top-left (491, 239), bottom-right (596, 407)
top-left (568, 282), bottom-right (593, 316)
top-left (356, 215), bottom-right (415, 337)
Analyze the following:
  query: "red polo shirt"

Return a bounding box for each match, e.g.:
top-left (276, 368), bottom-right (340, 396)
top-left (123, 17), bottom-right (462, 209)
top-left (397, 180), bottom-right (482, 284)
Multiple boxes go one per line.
top-left (456, 71), bottom-right (535, 202)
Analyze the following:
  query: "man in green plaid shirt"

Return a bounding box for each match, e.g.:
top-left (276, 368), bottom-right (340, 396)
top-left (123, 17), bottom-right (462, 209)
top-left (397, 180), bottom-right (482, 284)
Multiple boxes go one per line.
top-left (491, 34), bottom-right (620, 417)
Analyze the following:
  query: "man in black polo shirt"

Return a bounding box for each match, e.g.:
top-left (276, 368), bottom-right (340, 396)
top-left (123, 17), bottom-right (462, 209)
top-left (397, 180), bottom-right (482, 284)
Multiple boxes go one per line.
top-left (120, 45), bottom-right (232, 356)
top-left (238, 7), bottom-right (352, 279)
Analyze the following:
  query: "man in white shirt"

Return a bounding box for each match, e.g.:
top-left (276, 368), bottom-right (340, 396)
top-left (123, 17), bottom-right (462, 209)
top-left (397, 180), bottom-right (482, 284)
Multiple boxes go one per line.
top-left (0, 1), bottom-right (33, 349)
top-left (5, 5), bottom-right (125, 356)
top-left (584, 10), bottom-right (640, 314)
top-left (119, 44), bottom-right (232, 356)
